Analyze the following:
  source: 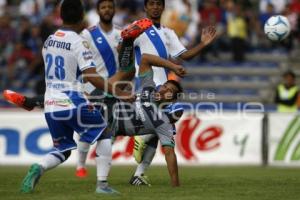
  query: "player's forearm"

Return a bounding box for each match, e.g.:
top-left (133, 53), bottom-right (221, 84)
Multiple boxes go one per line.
top-left (86, 76), bottom-right (113, 95)
top-left (108, 70), bottom-right (135, 89)
top-left (83, 68), bottom-right (117, 97)
top-left (179, 42), bottom-right (206, 60)
top-left (140, 54), bottom-right (178, 74)
top-left (164, 147), bottom-right (180, 187)
top-left (84, 69), bottom-right (134, 102)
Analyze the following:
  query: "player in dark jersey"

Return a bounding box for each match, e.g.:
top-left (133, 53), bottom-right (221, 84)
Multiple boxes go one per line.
top-left (109, 53), bottom-right (186, 187)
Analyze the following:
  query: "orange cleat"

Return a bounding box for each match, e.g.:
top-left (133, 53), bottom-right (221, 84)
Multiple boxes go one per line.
top-left (121, 18), bottom-right (153, 40)
top-left (76, 168), bottom-right (88, 178)
top-left (2, 90), bottom-right (33, 111)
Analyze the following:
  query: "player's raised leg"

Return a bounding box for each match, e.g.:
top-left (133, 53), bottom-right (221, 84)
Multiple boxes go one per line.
top-left (75, 16), bottom-right (153, 178)
top-left (2, 90), bottom-right (44, 110)
top-left (121, 18), bottom-right (153, 40)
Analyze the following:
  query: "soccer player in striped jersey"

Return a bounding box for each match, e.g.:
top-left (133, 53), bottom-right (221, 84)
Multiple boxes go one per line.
top-left (18, 0), bottom-right (139, 194)
top-left (76, 0), bottom-right (122, 178)
top-left (4, 0), bottom-right (124, 179)
top-left (130, 0), bottom-right (217, 186)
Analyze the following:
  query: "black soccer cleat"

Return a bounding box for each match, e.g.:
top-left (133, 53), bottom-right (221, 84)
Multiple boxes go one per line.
top-left (129, 174), bottom-right (151, 186)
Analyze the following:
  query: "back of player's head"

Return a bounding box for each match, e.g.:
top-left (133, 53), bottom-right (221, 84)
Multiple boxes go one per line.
top-left (283, 70), bottom-right (296, 79)
top-left (96, 0), bottom-right (115, 9)
top-left (144, 0), bottom-right (165, 7)
top-left (166, 80), bottom-right (183, 100)
top-left (60, 0), bottom-right (84, 25)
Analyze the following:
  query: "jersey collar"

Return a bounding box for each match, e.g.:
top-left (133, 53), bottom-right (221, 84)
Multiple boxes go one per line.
top-left (154, 23), bottom-right (161, 29)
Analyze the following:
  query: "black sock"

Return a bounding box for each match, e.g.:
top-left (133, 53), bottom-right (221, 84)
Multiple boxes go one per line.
top-left (24, 95), bottom-right (45, 109)
top-left (118, 39), bottom-right (134, 71)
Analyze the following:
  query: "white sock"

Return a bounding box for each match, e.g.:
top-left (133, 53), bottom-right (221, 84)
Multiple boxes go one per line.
top-left (134, 146), bottom-right (156, 176)
top-left (96, 139), bottom-right (112, 181)
top-left (39, 152), bottom-right (66, 172)
top-left (77, 141), bottom-right (90, 169)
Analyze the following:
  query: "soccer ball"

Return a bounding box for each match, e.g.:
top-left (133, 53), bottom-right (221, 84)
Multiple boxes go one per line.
top-left (264, 15), bottom-right (291, 41)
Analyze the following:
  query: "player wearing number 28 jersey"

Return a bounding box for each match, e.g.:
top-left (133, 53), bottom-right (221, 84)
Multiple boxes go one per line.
top-left (43, 29), bottom-right (94, 113)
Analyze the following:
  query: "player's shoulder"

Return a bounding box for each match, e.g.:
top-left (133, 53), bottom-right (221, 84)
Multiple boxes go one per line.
top-left (160, 25), bottom-right (171, 31)
top-left (73, 33), bottom-right (88, 44)
top-left (81, 27), bottom-right (98, 43)
top-left (113, 24), bottom-right (122, 32)
top-left (70, 33), bottom-right (91, 50)
top-left (52, 29), bottom-right (83, 44)
top-left (87, 25), bottom-right (98, 31)
top-left (80, 28), bottom-right (91, 36)
top-left (112, 25), bottom-right (122, 37)
top-left (162, 26), bottom-right (177, 35)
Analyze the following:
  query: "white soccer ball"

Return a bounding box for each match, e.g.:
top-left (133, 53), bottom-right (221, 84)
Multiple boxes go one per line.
top-left (264, 15), bottom-right (291, 41)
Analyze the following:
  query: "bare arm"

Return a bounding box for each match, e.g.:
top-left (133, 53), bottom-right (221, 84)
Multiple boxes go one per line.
top-left (82, 67), bottom-right (135, 102)
top-left (139, 54), bottom-right (186, 77)
top-left (179, 26), bottom-right (217, 60)
top-left (108, 70), bottom-right (136, 90)
top-left (163, 146), bottom-right (180, 187)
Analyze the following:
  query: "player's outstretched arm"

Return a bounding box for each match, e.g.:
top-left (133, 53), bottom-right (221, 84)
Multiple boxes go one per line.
top-left (179, 26), bottom-right (217, 60)
top-left (83, 67), bottom-right (135, 102)
top-left (163, 146), bottom-right (180, 187)
top-left (140, 54), bottom-right (186, 77)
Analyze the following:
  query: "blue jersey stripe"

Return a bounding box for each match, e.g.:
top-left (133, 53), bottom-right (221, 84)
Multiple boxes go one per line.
top-left (145, 27), bottom-right (168, 59)
top-left (89, 27), bottom-right (117, 77)
top-left (135, 46), bottom-right (142, 66)
top-left (145, 26), bottom-right (168, 76)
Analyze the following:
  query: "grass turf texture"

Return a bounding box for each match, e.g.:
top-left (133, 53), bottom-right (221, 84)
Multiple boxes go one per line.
top-left (0, 166), bottom-right (300, 200)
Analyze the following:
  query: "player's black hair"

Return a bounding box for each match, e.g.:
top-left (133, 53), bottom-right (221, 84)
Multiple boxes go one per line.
top-left (60, 0), bottom-right (84, 25)
top-left (97, 0), bottom-right (115, 9)
top-left (166, 80), bottom-right (183, 100)
top-left (144, 0), bottom-right (165, 7)
top-left (283, 70), bottom-right (296, 79)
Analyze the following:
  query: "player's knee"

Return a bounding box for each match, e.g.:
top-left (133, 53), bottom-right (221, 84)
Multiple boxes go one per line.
top-left (77, 141), bottom-right (90, 153)
top-left (98, 130), bottom-right (112, 141)
top-left (163, 146), bottom-right (175, 156)
top-left (96, 139), bottom-right (112, 156)
top-left (146, 136), bottom-right (159, 148)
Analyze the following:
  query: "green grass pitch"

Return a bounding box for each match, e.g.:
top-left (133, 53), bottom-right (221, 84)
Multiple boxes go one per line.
top-left (0, 166), bottom-right (300, 200)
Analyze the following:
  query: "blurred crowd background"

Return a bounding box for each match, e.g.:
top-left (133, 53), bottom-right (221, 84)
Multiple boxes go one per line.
top-left (1, 0), bottom-right (300, 109)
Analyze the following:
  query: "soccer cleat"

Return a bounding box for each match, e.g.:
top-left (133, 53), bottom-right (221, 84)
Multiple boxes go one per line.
top-left (2, 90), bottom-right (33, 111)
top-left (75, 167), bottom-right (88, 178)
top-left (133, 136), bottom-right (147, 164)
top-left (95, 185), bottom-right (120, 195)
top-left (129, 174), bottom-right (151, 186)
top-left (20, 164), bottom-right (43, 193)
top-left (121, 18), bottom-right (153, 40)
